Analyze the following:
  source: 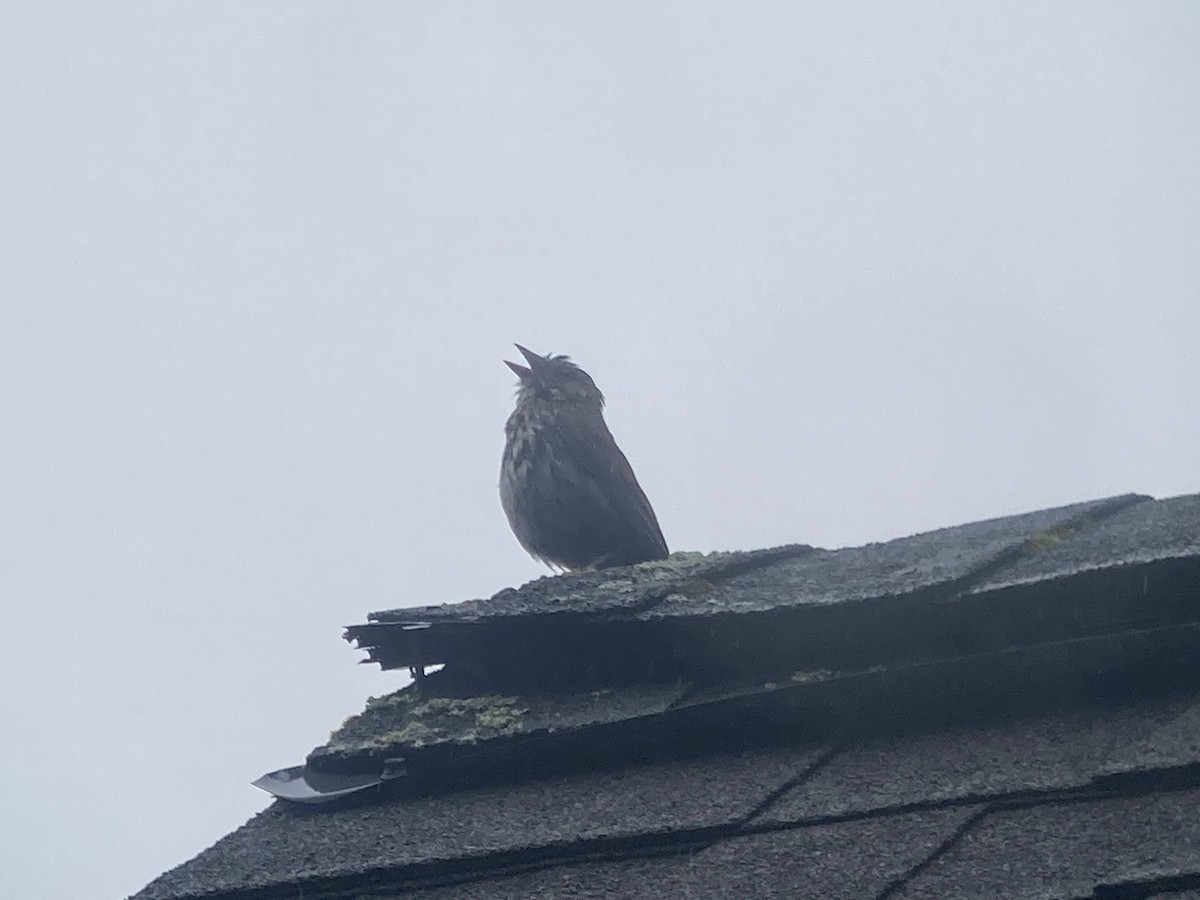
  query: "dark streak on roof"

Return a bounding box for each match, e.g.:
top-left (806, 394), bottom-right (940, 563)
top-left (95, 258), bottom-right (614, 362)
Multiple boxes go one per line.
top-left (970, 492), bottom-right (1200, 592)
top-left (132, 492), bottom-right (1200, 900)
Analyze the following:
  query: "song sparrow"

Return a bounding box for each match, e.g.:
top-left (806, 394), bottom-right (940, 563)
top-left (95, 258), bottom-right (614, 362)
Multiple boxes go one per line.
top-left (500, 345), bottom-right (669, 571)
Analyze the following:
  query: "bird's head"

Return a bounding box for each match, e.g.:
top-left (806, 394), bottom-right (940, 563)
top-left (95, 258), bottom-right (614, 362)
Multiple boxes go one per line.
top-left (505, 344), bottom-right (605, 410)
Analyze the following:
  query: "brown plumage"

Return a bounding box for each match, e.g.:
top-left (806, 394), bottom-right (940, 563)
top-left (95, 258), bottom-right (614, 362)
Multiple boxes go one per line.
top-left (499, 345), bottom-right (668, 570)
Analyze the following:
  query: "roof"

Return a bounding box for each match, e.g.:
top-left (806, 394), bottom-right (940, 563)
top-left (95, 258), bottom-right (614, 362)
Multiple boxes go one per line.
top-left (133, 492), bottom-right (1200, 899)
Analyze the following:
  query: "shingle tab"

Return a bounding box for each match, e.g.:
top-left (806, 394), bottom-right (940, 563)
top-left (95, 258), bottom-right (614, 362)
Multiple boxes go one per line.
top-left (396, 808), bottom-right (976, 900)
top-left (349, 495), bottom-right (1155, 677)
top-left (311, 681), bottom-right (693, 762)
top-left (972, 493), bottom-right (1200, 593)
top-left (367, 546), bottom-right (813, 623)
top-left (893, 787), bottom-right (1200, 899)
top-left (756, 696), bottom-right (1200, 826)
top-left (640, 494), bottom-right (1145, 618)
top-left (1101, 697), bottom-right (1200, 777)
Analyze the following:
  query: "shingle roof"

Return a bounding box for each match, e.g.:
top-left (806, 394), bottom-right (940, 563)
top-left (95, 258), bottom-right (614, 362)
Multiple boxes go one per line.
top-left (132, 492), bottom-right (1200, 900)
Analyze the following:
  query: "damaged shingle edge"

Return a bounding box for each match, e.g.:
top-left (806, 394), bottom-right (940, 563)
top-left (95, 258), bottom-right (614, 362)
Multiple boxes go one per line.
top-left (344, 494), bottom-right (1151, 675)
top-left (367, 543), bottom-right (820, 624)
top-left (343, 544), bottom-right (818, 672)
top-left (268, 616), bottom-right (1200, 803)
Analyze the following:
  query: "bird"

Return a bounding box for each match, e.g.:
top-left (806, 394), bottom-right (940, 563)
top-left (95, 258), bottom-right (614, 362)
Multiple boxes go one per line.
top-left (499, 344), bottom-right (669, 571)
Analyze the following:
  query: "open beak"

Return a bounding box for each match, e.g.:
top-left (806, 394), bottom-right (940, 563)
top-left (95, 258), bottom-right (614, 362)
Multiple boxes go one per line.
top-left (515, 344), bottom-right (548, 368)
top-left (505, 359), bottom-right (532, 379)
top-left (506, 344), bottom-right (546, 380)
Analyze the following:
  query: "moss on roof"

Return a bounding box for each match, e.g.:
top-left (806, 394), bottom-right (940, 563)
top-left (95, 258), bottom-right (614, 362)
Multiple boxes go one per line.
top-left (322, 688), bottom-right (530, 754)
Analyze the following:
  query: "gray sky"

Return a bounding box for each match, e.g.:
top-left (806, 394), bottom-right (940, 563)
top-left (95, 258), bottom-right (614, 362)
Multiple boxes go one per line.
top-left (2, 4), bottom-right (1198, 898)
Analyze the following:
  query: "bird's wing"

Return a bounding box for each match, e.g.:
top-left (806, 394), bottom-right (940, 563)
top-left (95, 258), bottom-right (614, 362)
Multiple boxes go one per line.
top-left (548, 414), bottom-right (669, 565)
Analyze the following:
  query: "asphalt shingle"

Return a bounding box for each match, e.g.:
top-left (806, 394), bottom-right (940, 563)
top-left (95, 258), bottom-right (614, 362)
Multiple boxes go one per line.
top-left (394, 808), bottom-right (975, 900)
top-left (311, 681), bottom-right (693, 763)
top-left (134, 742), bottom-right (831, 900)
top-left (640, 494), bottom-right (1145, 618)
top-left (367, 545), bottom-right (814, 623)
top-left (894, 787), bottom-right (1200, 899)
top-left (361, 495), bottom-right (1147, 629)
top-left (972, 493), bottom-right (1200, 593)
top-left (755, 696), bottom-right (1200, 827)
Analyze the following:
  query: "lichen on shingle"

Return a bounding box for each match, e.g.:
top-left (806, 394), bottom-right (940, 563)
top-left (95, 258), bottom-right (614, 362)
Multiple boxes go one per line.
top-left (320, 690), bottom-right (530, 754)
